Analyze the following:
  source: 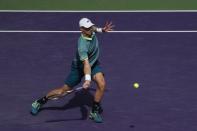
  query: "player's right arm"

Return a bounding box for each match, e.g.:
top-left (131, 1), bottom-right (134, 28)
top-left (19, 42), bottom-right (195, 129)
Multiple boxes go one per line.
top-left (78, 40), bottom-right (91, 89)
top-left (82, 59), bottom-right (91, 89)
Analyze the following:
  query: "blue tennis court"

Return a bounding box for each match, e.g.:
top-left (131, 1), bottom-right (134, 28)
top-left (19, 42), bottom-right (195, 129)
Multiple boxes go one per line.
top-left (0, 11), bottom-right (197, 131)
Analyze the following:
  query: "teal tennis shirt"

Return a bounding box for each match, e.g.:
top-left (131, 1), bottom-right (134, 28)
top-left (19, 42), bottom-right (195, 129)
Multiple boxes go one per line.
top-left (74, 33), bottom-right (100, 67)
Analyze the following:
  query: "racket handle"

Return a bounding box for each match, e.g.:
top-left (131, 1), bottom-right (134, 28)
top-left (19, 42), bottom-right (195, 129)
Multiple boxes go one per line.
top-left (75, 86), bottom-right (83, 91)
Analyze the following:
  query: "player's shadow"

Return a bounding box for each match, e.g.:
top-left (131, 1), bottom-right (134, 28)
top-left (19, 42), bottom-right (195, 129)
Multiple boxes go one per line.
top-left (40, 89), bottom-right (95, 122)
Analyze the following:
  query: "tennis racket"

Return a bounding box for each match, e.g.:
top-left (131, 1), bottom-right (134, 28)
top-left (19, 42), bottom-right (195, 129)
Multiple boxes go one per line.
top-left (51, 86), bottom-right (84, 100)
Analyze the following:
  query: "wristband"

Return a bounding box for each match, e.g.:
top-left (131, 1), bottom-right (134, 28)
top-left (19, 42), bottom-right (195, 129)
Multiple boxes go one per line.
top-left (96, 28), bottom-right (103, 33)
top-left (85, 74), bottom-right (91, 81)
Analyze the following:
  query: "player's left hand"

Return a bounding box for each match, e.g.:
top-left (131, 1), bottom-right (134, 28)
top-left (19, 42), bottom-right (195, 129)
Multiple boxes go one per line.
top-left (102, 21), bottom-right (115, 32)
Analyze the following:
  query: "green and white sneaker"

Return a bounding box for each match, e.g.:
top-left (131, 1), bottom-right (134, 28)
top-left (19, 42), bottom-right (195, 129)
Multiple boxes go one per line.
top-left (31, 100), bottom-right (42, 115)
top-left (98, 106), bottom-right (103, 114)
top-left (89, 111), bottom-right (103, 123)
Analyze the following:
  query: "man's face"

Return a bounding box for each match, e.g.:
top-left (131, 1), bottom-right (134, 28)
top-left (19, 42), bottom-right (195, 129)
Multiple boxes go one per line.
top-left (80, 26), bottom-right (93, 37)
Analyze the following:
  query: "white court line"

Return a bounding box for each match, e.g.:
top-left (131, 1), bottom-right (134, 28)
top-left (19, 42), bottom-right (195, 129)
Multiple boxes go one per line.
top-left (1, 10), bottom-right (196, 33)
top-left (0, 10), bottom-right (197, 13)
top-left (0, 30), bottom-right (197, 33)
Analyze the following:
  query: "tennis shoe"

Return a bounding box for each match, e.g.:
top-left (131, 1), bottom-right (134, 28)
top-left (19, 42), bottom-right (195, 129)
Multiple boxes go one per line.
top-left (89, 111), bottom-right (103, 123)
top-left (31, 100), bottom-right (42, 115)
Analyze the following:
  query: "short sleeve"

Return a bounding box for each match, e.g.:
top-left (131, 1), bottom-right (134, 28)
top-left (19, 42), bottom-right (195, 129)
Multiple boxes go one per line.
top-left (78, 40), bottom-right (88, 61)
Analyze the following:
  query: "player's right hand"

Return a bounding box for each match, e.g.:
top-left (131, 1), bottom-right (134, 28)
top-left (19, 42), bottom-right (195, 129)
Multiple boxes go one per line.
top-left (83, 80), bottom-right (91, 89)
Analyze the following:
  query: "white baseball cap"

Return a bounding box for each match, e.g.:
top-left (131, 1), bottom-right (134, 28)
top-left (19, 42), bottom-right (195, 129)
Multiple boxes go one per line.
top-left (79, 18), bottom-right (94, 28)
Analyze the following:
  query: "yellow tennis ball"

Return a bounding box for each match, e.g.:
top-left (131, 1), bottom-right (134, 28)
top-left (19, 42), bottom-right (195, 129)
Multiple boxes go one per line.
top-left (133, 83), bottom-right (139, 88)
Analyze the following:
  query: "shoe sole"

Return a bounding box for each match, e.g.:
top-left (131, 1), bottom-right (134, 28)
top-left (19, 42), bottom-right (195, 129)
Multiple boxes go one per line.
top-left (89, 113), bottom-right (103, 123)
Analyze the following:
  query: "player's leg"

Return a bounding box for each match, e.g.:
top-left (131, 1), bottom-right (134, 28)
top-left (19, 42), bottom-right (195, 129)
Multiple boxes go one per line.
top-left (31, 63), bottom-right (83, 115)
top-left (31, 84), bottom-right (72, 115)
top-left (93, 72), bottom-right (106, 112)
top-left (46, 84), bottom-right (72, 100)
top-left (89, 61), bottom-right (106, 123)
top-left (89, 72), bottom-right (106, 123)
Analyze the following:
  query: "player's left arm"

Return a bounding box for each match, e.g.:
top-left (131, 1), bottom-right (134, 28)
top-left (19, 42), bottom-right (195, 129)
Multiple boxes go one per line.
top-left (92, 21), bottom-right (115, 33)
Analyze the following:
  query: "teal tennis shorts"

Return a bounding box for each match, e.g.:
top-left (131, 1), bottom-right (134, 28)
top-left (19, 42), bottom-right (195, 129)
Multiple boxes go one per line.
top-left (64, 61), bottom-right (103, 88)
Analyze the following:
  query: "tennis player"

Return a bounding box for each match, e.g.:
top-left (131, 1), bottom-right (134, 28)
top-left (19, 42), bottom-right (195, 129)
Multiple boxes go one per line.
top-left (31, 18), bottom-right (114, 123)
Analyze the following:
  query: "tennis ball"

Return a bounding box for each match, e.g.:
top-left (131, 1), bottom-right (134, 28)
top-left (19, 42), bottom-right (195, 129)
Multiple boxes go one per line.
top-left (133, 82), bottom-right (139, 88)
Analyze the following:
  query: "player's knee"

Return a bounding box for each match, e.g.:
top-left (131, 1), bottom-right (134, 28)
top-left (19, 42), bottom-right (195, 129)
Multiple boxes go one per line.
top-left (62, 84), bottom-right (72, 91)
top-left (56, 89), bottom-right (65, 96)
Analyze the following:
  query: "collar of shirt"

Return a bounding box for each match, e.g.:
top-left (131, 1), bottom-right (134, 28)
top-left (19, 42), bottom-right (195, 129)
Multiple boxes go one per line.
top-left (81, 33), bottom-right (95, 41)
